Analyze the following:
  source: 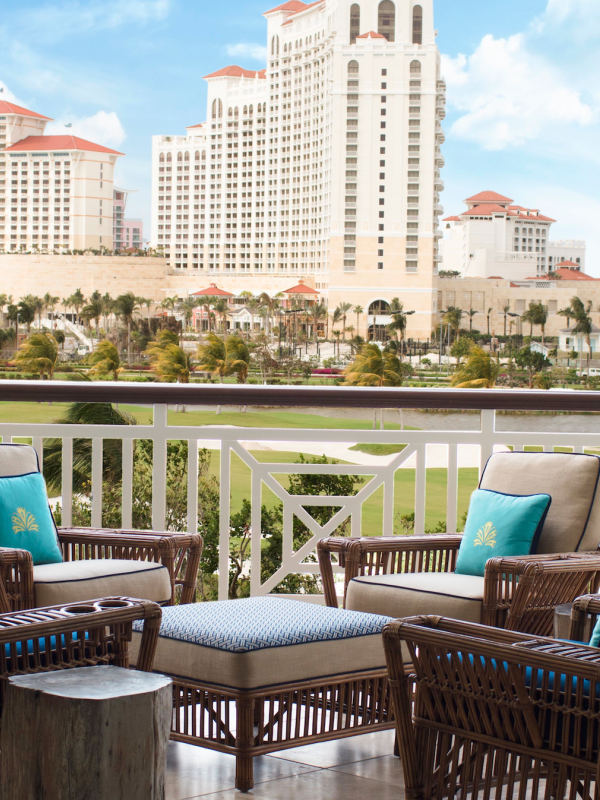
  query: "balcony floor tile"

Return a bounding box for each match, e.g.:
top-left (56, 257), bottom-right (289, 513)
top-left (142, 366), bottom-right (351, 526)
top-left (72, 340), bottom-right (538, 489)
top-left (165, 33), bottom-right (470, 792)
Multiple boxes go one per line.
top-left (165, 731), bottom-right (401, 799)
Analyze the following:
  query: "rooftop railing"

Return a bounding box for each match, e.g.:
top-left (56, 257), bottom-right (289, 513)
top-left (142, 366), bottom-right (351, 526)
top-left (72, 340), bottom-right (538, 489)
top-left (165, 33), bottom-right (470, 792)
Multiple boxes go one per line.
top-left (3, 382), bottom-right (600, 601)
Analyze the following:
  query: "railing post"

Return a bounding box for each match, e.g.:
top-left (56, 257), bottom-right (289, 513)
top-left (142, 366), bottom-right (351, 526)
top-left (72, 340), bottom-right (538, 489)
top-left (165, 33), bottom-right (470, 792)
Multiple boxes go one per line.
top-left (187, 438), bottom-right (199, 536)
top-left (480, 409), bottom-right (495, 475)
top-left (152, 404), bottom-right (167, 533)
top-left (414, 443), bottom-right (426, 536)
top-left (61, 437), bottom-right (73, 528)
top-left (446, 443), bottom-right (458, 533)
top-left (122, 438), bottom-right (134, 530)
top-left (219, 443), bottom-right (231, 601)
top-left (91, 438), bottom-right (103, 529)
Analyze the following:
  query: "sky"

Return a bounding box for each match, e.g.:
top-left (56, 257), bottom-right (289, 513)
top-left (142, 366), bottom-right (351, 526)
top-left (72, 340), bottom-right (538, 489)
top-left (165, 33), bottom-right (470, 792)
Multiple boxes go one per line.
top-left (1, 0), bottom-right (599, 272)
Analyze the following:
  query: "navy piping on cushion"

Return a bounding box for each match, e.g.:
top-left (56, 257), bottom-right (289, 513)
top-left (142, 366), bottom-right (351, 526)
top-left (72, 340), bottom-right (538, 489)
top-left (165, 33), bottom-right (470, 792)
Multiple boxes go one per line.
top-left (349, 578), bottom-right (483, 602)
top-left (0, 443), bottom-right (41, 473)
top-left (479, 451), bottom-right (600, 553)
top-left (34, 563), bottom-right (168, 585)
top-left (152, 628), bottom-right (390, 653)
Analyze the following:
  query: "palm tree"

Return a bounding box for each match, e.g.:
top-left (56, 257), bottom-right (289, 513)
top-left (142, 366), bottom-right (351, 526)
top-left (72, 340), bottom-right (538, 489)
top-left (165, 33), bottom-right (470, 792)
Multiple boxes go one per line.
top-left (81, 298), bottom-right (103, 346)
top-left (337, 302), bottom-right (353, 341)
top-left (114, 292), bottom-right (140, 365)
top-left (451, 345), bottom-right (500, 389)
top-left (226, 335), bottom-right (250, 389)
top-left (486, 307), bottom-right (493, 336)
top-left (332, 330), bottom-right (342, 359)
top-left (0, 294), bottom-right (7, 329)
top-left (501, 304), bottom-right (510, 337)
top-left (15, 332), bottom-right (59, 379)
top-left (522, 303), bottom-right (536, 336)
top-left (443, 306), bottom-right (463, 343)
top-left (467, 308), bottom-right (478, 332)
top-left (246, 297), bottom-right (261, 338)
top-left (571, 296), bottom-right (594, 370)
top-left (69, 288), bottom-right (86, 323)
top-left (258, 292), bottom-right (280, 340)
top-left (194, 295), bottom-right (213, 334)
top-left (43, 292), bottom-right (59, 322)
top-left (196, 333), bottom-right (233, 414)
top-left (558, 306), bottom-right (573, 330)
top-left (331, 308), bottom-right (343, 351)
top-left (101, 293), bottom-right (114, 333)
top-left (533, 303), bottom-right (549, 346)
top-left (16, 298), bottom-right (36, 334)
top-left (310, 302), bottom-right (328, 344)
top-left (179, 297), bottom-right (198, 332)
top-left (344, 343), bottom-right (408, 428)
top-left (161, 295), bottom-right (179, 317)
top-left (149, 342), bottom-right (193, 383)
top-left (212, 299), bottom-right (230, 334)
top-left (88, 340), bottom-right (124, 381)
top-left (353, 305), bottom-right (364, 339)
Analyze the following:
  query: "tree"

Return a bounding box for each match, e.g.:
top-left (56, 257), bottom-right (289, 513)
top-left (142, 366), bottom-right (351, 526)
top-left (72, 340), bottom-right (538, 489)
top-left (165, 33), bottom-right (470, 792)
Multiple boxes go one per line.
top-left (257, 292), bottom-right (280, 341)
top-left (212, 299), bottom-right (230, 334)
top-left (533, 303), bottom-right (549, 346)
top-left (0, 294), bottom-right (7, 329)
top-left (81, 298), bottom-right (103, 345)
top-left (467, 308), bottom-right (478, 332)
top-left (310, 302), bottom-right (328, 344)
top-left (336, 301), bottom-right (353, 341)
top-left (195, 295), bottom-right (213, 334)
top-left (514, 346), bottom-right (551, 389)
top-left (353, 305), bottom-right (363, 340)
top-left (443, 306), bottom-right (463, 342)
top-left (558, 306), bottom-right (573, 329)
top-left (344, 343), bottom-right (411, 428)
top-left (571, 296), bottom-right (594, 371)
top-left (451, 345), bottom-right (500, 389)
top-left (486, 307), bottom-right (493, 336)
top-left (15, 332), bottom-right (59, 379)
top-left (196, 334), bottom-right (250, 413)
top-left (114, 292), bottom-right (140, 365)
top-left (179, 297), bottom-right (198, 332)
top-left (450, 336), bottom-right (471, 367)
top-left (149, 343), bottom-right (193, 384)
top-left (522, 303), bottom-right (536, 337)
top-left (69, 288), bottom-right (86, 323)
top-left (501, 304), bottom-right (510, 337)
top-left (331, 308), bottom-right (343, 350)
top-left (225, 335), bottom-right (250, 384)
top-left (387, 300), bottom-right (408, 359)
top-left (16, 297), bottom-right (36, 334)
top-left (88, 340), bottom-right (124, 381)
top-left (245, 297), bottom-right (261, 337)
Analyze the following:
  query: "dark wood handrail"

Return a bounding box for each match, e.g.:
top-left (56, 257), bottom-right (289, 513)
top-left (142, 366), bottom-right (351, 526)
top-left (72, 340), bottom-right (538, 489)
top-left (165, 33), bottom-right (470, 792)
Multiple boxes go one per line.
top-left (0, 380), bottom-right (598, 412)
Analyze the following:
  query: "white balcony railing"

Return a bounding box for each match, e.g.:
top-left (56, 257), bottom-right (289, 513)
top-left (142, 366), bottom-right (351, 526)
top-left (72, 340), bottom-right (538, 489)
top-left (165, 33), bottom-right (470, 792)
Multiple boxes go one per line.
top-left (3, 383), bottom-right (600, 602)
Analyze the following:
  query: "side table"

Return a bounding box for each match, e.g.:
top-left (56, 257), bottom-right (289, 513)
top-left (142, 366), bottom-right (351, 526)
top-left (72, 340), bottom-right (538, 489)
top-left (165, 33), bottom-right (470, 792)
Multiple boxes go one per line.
top-left (0, 665), bottom-right (172, 800)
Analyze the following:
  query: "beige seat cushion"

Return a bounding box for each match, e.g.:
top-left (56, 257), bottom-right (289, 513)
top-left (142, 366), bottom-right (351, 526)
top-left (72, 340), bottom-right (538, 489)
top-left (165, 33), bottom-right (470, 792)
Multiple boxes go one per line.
top-left (33, 559), bottom-right (172, 606)
top-left (129, 597), bottom-right (392, 691)
top-left (480, 452), bottom-right (600, 553)
top-left (346, 572), bottom-right (484, 623)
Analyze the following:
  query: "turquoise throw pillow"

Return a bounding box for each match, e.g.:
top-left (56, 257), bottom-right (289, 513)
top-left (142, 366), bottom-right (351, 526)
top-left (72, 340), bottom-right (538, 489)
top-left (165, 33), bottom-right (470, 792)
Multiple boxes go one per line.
top-left (589, 618), bottom-right (600, 648)
top-left (455, 489), bottom-right (551, 578)
top-left (0, 472), bottom-right (62, 565)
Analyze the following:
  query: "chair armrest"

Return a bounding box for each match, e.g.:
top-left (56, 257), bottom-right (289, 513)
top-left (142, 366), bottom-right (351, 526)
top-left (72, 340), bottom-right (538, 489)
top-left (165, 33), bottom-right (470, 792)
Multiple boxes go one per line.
top-left (570, 593), bottom-right (600, 642)
top-left (482, 552), bottom-right (600, 635)
top-left (58, 528), bottom-right (203, 605)
top-left (0, 547), bottom-right (34, 612)
top-left (318, 534), bottom-right (463, 608)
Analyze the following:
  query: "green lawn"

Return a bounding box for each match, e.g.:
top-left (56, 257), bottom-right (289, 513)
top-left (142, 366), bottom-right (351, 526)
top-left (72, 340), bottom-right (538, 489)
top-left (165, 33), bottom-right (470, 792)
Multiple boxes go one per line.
top-left (349, 443), bottom-right (408, 456)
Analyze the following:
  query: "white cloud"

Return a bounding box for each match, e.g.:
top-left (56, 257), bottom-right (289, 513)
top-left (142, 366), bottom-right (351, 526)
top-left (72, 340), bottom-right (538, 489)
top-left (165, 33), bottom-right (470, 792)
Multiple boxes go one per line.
top-left (442, 33), bottom-right (595, 150)
top-left (0, 80), bottom-right (27, 108)
top-left (534, 0), bottom-right (600, 36)
top-left (15, 0), bottom-right (170, 42)
top-left (45, 111), bottom-right (126, 148)
top-left (225, 43), bottom-right (268, 62)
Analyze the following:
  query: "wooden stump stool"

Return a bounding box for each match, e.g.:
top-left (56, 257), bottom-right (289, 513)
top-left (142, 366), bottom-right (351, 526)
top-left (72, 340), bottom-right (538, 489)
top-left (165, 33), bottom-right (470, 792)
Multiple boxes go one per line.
top-left (0, 665), bottom-right (172, 800)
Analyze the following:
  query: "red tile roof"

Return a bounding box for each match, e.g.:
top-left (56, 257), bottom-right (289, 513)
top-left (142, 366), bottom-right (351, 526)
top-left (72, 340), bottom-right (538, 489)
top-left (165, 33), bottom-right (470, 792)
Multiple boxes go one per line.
top-left (443, 215), bottom-right (461, 222)
top-left (284, 281), bottom-right (319, 294)
top-left (186, 122), bottom-right (205, 129)
top-left (0, 101), bottom-right (52, 121)
top-left (488, 276), bottom-right (505, 280)
top-left (356, 30), bottom-right (387, 38)
top-left (465, 191), bottom-right (513, 204)
top-left (203, 66), bottom-right (267, 80)
top-left (554, 268), bottom-right (596, 281)
top-left (555, 260), bottom-right (579, 267)
top-left (461, 204), bottom-right (508, 215)
top-left (264, 0), bottom-right (306, 13)
top-left (5, 135), bottom-right (124, 155)
top-left (280, 1), bottom-right (323, 23)
top-left (191, 284), bottom-right (234, 297)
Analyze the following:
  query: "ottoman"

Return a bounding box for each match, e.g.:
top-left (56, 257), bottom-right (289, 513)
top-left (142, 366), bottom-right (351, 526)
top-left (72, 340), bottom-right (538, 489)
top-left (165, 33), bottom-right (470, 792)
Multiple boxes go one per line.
top-left (131, 596), bottom-right (394, 792)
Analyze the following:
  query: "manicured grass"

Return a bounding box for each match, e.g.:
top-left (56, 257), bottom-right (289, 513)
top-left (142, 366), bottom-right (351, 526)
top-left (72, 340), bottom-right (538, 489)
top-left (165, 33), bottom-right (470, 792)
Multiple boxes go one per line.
top-left (205, 448), bottom-right (478, 534)
top-left (349, 443), bottom-right (408, 456)
top-left (168, 408), bottom-right (410, 430)
top-left (0, 402), bottom-right (154, 425)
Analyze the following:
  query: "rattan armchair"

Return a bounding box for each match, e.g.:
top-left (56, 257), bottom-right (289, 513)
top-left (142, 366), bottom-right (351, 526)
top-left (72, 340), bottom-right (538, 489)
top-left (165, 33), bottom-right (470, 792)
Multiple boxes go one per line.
top-left (318, 452), bottom-right (600, 637)
top-left (0, 596), bottom-right (162, 710)
top-left (383, 612), bottom-right (600, 800)
top-left (0, 445), bottom-right (202, 612)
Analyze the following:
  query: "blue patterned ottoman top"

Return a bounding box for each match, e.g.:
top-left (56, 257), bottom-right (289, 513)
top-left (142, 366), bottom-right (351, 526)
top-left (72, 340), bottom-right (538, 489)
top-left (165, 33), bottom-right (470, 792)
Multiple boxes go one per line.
top-left (133, 597), bottom-right (392, 654)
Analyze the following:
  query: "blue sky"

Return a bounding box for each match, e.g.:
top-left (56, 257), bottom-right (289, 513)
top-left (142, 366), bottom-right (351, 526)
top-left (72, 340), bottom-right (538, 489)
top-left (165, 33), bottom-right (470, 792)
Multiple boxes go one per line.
top-left (1, 0), bottom-right (599, 272)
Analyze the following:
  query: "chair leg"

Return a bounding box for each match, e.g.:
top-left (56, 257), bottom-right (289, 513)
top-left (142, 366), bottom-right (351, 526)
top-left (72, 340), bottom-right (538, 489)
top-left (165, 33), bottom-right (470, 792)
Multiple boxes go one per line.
top-left (235, 697), bottom-right (255, 793)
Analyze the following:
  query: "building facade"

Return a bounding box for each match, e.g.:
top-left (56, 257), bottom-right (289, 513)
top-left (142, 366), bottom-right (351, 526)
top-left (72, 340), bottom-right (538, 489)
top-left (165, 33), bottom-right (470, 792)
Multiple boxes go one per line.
top-left (151, 0), bottom-right (445, 339)
top-left (113, 188), bottom-right (143, 251)
top-left (440, 191), bottom-right (561, 281)
top-left (0, 101), bottom-right (123, 253)
top-left (547, 239), bottom-right (586, 271)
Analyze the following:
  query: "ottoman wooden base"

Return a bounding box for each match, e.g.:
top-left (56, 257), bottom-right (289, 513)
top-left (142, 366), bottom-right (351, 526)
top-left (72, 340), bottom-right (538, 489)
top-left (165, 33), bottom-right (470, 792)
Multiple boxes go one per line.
top-left (170, 669), bottom-right (392, 792)
top-left (131, 596), bottom-right (395, 792)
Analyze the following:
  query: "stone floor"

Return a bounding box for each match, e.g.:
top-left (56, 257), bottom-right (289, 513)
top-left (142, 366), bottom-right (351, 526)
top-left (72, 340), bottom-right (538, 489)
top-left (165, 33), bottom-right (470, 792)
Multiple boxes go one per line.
top-left (165, 729), bottom-right (403, 799)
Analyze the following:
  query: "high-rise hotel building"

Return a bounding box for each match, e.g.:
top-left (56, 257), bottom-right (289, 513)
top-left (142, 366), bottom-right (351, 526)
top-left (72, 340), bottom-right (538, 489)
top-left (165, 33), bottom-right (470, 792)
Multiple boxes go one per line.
top-left (151, 0), bottom-right (445, 337)
top-left (0, 101), bottom-right (123, 253)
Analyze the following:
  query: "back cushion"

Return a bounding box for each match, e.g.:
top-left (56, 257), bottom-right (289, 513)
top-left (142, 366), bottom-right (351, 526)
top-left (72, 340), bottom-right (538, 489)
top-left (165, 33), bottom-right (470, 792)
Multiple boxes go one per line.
top-left (0, 445), bottom-right (40, 478)
top-left (479, 452), bottom-right (600, 554)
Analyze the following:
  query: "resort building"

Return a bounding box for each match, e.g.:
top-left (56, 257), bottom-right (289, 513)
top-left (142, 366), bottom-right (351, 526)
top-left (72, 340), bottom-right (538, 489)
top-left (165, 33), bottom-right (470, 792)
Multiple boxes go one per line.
top-left (151, 0), bottom-right (446, 339)
top-left (113, 188), bottom-right (144, 252)
top-left (0, 101), bottom-right (123, 253)
top-left (441, 192), bottom-right (562, 281)
top-left (547, 239), bottom-right (586, 271)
